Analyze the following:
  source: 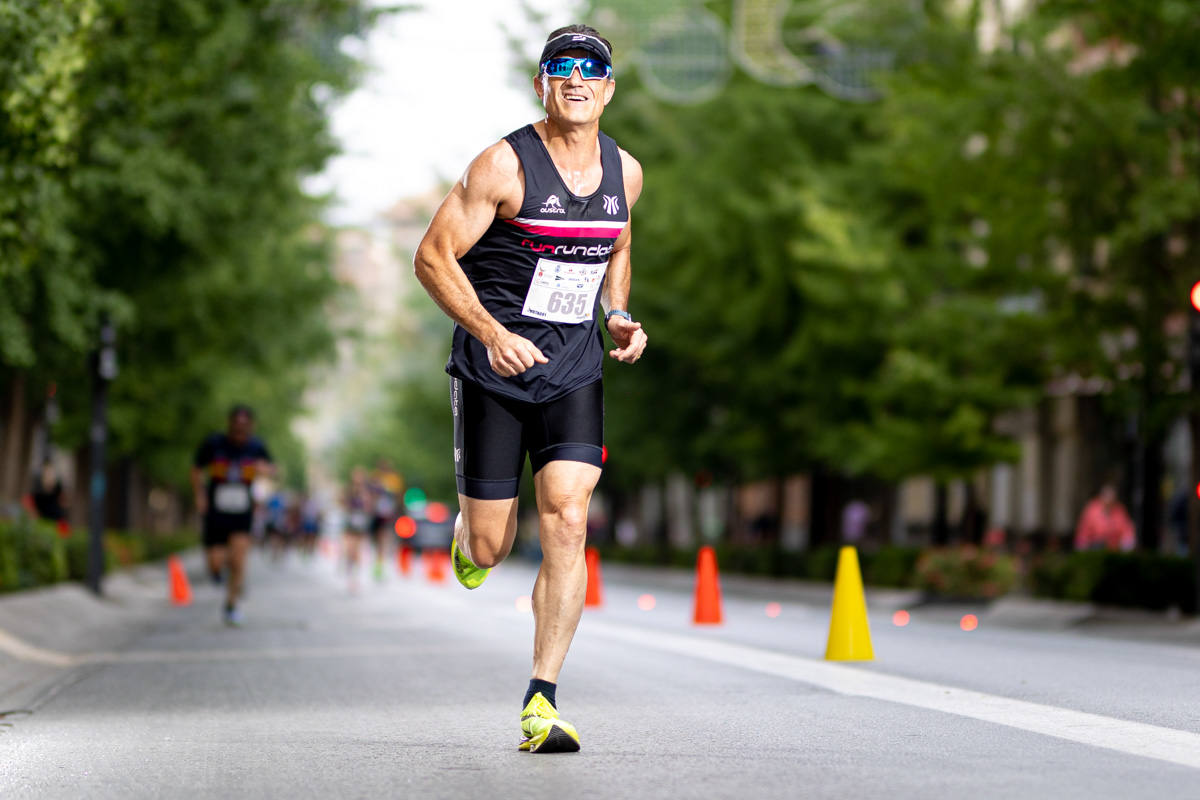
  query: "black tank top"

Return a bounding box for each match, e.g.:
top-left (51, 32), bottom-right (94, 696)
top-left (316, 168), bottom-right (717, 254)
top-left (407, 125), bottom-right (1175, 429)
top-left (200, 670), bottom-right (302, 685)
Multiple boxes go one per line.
top-left (446, 124), bottom-right (628, 404)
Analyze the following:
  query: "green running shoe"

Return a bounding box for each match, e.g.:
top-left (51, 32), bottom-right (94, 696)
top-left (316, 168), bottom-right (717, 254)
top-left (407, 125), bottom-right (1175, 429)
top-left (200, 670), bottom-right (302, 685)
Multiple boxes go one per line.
top-left (519, 692), bottom-right (580, 754)
top-left (450, 537), bottom-right (490, 590)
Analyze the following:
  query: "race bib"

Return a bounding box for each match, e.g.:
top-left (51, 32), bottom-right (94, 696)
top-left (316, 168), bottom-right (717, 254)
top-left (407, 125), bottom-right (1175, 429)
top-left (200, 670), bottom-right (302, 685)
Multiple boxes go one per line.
top-left (214, 483), bottom-right (251, 514)
top-left (521, 258), bottom-right (607, 324)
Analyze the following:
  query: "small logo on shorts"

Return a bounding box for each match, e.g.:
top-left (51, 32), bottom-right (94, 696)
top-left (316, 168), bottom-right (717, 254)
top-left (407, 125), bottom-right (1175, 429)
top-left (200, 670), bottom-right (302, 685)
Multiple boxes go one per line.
top-left (602, 194), bottom-right (620, 215)
top-left (454, 447), bottom-right (461, 463)
top-left (540, 194), bottom-right (566, 214)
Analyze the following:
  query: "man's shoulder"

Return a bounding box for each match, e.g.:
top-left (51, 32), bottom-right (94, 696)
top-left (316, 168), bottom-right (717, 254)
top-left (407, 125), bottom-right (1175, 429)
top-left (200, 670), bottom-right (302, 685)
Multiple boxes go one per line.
top-left (470, 138), bottom-right (522, 181)
top-left (461, 138), bottom-right (523, 208)
top-left (617, 147), bottom-right (642, 177)
top-left (616, 147), bottom-right (643, 203)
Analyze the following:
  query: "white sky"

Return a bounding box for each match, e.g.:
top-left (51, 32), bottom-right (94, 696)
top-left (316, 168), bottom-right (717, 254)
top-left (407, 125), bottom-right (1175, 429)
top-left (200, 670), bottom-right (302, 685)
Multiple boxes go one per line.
top-left (310, 0), bottom-right (579, 226)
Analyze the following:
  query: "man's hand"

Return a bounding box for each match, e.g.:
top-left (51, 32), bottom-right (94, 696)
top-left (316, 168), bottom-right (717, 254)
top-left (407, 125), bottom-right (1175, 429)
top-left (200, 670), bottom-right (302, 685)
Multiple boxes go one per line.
top-left (486, 330), bottom-right (549, 377)
top-left (607, 316), bottom-right (648, 363)
top-left (195, 494), bottom-right (209, 516)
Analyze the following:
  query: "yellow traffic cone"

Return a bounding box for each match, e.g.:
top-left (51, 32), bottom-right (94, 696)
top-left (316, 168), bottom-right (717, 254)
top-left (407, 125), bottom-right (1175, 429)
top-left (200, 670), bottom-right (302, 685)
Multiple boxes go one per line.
top-left (824, 546), bottom-right (874, 661)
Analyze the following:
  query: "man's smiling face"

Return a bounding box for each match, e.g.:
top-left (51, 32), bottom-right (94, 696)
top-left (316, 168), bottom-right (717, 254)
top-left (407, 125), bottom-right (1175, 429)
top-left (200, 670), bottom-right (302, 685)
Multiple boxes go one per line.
top-left (535, 48), bottom-right (615, 126)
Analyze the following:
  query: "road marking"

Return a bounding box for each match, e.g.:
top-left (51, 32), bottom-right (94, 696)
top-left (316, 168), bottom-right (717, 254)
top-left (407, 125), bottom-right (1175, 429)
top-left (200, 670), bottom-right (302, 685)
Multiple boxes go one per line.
top-left (0, 625), bottom-right (462, 667)
top-left (85, 644), bottom-right (462, 664)
top-left (586, 620), bottom-right (1200, 771)
top-left (0, 628), bottom-right (77, 667)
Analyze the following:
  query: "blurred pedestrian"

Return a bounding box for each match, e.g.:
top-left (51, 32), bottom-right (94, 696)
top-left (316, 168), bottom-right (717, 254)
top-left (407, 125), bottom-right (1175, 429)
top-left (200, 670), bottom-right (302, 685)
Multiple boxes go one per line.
top-left (342, 466), bottom-right (372, 593)
top-left (30, 458), bottom-right (67, 523)
top-left (299, 493), bottom-right (322, 558)
top-left (841, 499), bottom-right (870, 544)
top-left (1074, 483), bottom-right (1135, 552)
top-left (191, 405), bottom-right (273, 626)
top-left (264, 487), bottom-right (289, 562)
top-left (414, 23), bottom-right (646, 753)
top-left (368, 459), bottom-right (402, 582)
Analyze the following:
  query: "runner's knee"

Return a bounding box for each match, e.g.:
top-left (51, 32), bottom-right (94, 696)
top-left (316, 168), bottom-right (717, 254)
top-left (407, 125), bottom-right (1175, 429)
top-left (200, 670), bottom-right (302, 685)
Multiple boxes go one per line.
top-left (539, 501), bottom-right (588, 551)
top-left (466, 525), bottom-right (511, 568)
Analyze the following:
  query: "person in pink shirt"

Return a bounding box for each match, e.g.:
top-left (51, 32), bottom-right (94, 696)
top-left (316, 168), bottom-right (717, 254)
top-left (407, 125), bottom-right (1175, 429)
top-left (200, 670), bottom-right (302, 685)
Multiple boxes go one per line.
top-left (1074, 484), bottom-right (1136, 552)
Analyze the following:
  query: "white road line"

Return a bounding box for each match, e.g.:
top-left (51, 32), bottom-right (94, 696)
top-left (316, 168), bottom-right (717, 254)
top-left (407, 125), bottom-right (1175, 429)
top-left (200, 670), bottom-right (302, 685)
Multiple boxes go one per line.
top-left (586, 620), bottom-right (1200, 771)
top-left (84, 644), bottom-right (461, 664)
top-left (0, 628), bottom-right (77, 667)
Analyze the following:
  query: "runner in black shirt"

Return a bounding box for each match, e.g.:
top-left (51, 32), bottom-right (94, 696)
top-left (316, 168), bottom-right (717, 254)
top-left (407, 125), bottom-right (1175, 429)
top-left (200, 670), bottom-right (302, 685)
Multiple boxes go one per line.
top-left (414, 24), bottom-right (648, 753)
top-left (191, 405), bottom-right (273, 626)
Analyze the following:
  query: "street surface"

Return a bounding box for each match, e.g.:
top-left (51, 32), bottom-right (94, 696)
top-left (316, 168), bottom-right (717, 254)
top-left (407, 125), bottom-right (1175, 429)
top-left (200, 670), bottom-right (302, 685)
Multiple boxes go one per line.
top-left (2, 547), bottom-right (1200, 799)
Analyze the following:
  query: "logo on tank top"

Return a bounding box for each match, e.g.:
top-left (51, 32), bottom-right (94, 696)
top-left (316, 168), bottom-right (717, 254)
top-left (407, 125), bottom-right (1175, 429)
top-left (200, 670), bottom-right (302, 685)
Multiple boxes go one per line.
top-left (603, 194), bottom-right (620, 215)
top-left (540, 194), bottom-right (566, 214)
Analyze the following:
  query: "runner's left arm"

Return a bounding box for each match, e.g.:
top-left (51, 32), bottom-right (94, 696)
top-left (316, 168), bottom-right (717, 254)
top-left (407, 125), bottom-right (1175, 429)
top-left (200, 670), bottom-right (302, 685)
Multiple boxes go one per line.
top-left (603, 150), bottom-right (648, 364)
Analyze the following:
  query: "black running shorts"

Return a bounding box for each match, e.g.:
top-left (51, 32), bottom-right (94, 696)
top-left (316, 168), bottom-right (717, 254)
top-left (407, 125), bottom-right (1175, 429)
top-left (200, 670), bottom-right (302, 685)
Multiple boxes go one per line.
top-left (203, 513), bottom-right (252, 548)
top-left (451, 377), bottom-right (603, 500)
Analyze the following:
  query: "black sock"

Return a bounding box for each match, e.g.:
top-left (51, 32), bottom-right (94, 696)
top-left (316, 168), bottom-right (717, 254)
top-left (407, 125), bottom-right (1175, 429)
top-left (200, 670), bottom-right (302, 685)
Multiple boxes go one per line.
top-left (523, 679), bottom-right (556, 709)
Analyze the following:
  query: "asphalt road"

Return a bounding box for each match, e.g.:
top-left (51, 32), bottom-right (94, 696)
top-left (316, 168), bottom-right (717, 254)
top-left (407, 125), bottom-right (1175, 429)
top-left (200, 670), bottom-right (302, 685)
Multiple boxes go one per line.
top-left (2, 545), bottom-right (1199, 799)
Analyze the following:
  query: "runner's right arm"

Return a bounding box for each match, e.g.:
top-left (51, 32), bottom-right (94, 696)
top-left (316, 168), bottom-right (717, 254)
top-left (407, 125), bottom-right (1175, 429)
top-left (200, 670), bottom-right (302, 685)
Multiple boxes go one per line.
top-left (414, 142), bottom-right (549, 378)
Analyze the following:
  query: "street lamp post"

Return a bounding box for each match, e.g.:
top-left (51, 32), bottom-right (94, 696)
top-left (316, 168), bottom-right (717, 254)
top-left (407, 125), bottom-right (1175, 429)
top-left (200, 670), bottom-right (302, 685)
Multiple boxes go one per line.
top-left (86, 315), bottom-right (118, 595)
top-left (1188, 282), bottom-right (1200, 614)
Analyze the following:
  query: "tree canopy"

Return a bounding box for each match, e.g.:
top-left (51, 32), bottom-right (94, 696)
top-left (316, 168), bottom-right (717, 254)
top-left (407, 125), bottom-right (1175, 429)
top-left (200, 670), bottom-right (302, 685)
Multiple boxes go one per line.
top-left (2, 0), bottom-right (387, 491)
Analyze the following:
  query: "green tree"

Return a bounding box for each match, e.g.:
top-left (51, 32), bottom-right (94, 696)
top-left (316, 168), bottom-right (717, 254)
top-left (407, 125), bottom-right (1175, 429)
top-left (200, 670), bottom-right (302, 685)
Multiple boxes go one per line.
top-left (588, 2), bottom-right (1049, 519)
top-left (0, 0), bottom-right (102, 368)
top-left (867, 0), bottom-right (1200, 546)
top-left (44, 0), bottom-right (385, 490)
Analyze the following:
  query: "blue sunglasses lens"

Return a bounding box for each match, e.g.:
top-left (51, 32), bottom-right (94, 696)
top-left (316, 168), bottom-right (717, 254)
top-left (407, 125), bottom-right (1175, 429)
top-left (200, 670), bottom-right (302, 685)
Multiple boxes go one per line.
top-left (542, 56), bottom-right (610, 79)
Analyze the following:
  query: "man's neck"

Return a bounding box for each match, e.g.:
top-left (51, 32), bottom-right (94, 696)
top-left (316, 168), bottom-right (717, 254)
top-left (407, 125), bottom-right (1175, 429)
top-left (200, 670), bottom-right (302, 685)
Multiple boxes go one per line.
top-left (538, 117), bottom-right (600, 163)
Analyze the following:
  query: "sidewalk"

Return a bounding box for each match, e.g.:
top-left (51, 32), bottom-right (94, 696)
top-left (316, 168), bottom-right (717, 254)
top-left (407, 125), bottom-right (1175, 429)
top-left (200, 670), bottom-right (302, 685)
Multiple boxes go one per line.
top-left (596, 560), bottom-right (1200, 645)
top-left (0, 553), bottom-right (200, 710)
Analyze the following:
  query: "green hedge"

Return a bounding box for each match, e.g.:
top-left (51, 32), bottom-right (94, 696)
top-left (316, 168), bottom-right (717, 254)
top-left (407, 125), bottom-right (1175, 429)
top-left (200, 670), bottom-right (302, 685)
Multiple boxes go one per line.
top-left (1031, 551), bottom-right (1198, 614)
top-left (913, 546), bottom-right (1018, 599)
top-left (0, 516), bottom-right (195, 593)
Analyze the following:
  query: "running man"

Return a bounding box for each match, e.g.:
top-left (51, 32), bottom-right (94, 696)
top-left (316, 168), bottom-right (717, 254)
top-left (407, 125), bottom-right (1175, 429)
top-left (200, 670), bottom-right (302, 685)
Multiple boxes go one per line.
top-left (192, 405), bottom-right (273, 626)
top-left (414, 24), bottom-right (647, 753)
top-left (342, 466), bottom-right (372, 593)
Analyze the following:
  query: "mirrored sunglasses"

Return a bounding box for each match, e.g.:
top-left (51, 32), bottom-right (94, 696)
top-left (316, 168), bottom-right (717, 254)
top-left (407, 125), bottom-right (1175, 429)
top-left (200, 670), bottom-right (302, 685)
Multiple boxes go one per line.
top-left (541, 56), bottom-right (612, 81)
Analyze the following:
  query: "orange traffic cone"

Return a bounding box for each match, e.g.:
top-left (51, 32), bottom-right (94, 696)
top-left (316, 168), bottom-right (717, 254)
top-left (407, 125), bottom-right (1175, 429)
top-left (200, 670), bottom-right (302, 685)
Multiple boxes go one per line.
top-left (168, 556), bottom-right (192, 606)
top-left (585, 547), bottom-right (604, 608)
top-left (692, 545), bottom-right (723, 625)
top-left (397, 545), bottom-right (413, 577)
top-left (425, 549), bottom-right (447, 583)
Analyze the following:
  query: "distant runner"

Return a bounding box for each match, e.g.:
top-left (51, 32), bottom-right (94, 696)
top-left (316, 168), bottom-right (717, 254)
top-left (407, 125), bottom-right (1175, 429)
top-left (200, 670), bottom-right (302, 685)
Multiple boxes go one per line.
top-left (368, 459), bottom-right (403, 582)
top-left (414, 23), bottom-right (647, 753)
top-left (342, 466), bottom-right (372, 593)
top-left (192, 405), bottom-right (273, 626)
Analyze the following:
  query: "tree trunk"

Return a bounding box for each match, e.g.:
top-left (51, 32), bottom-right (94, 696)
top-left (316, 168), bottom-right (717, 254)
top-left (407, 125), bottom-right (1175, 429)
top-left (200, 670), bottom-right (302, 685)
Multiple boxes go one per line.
top-left (0, 372), bottom-right (29, 504)
top-left (932, 481), bottom-right (950, 546)
top-left (1137, 433), bottom-right (1165, 552)
top-left (960, 480), bottom-right (983, 544)
top-left (809, 466), bottom-right (831, 547)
